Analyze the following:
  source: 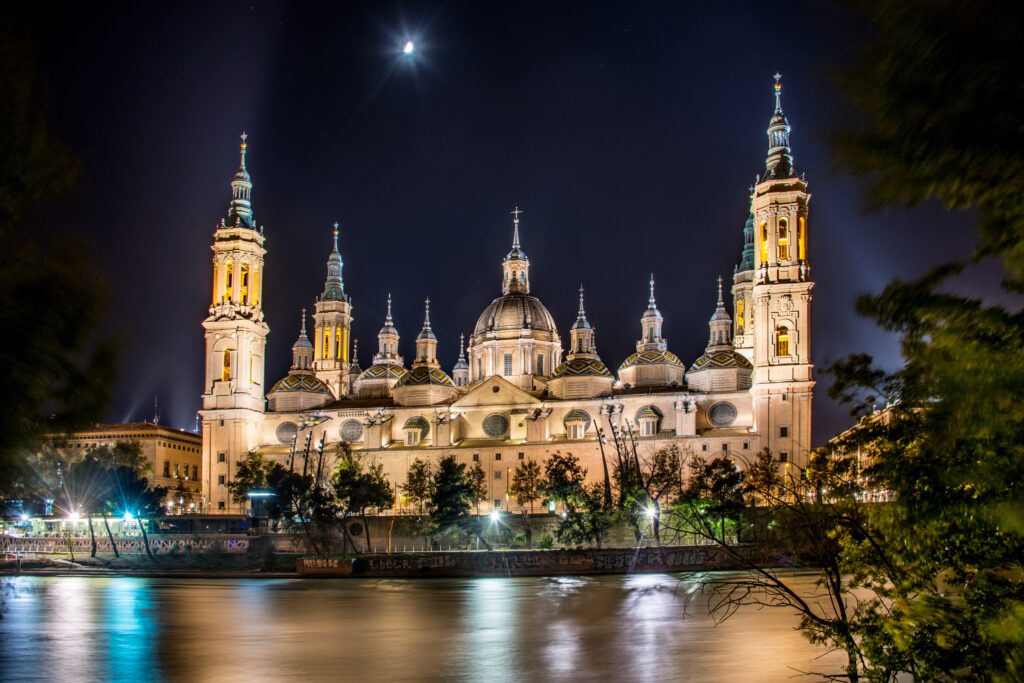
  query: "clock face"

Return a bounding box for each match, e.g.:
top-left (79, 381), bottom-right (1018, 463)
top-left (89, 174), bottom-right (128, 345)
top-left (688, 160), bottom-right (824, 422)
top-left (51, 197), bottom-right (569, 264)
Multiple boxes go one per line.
top-left (708, 402), bottom-right (738, 428)
top-left (483, 412), bottom-right (510, 438)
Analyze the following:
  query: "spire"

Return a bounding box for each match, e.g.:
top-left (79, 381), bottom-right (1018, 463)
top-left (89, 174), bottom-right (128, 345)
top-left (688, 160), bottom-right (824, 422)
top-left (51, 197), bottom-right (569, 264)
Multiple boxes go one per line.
top-left (707, 275), bottom-right (733, 352)
top-left (290, 307), bottom-right (313, 372)
top-left (348, 339), bottom-right (361, 375)
top-left (321, 222), bottom-right (345, 301)
top-left (763, 74), bottom-right (795, 179)
top-left (379, 293), bottom-right (397, 336)
top-left (502, 207), bottom-right (531, 294)
top-left (227, 132), bottom-right (255, 228)
top-left (572, 284), bottom-right (591, 330)
top-left (294, 307), bottom-right (312, 348)
top-left (417, 297), bottom-right (436, 340)
top-left (738, 186), bottom-right (756, 271)
top-left (375, 294), bottom-right (402, 366)
top-left (644, 274), bottom-right (662, 318)
top-left (458, 333), bottom-right (466, 362)
top-left (637, 273), bottom-right (666, 353)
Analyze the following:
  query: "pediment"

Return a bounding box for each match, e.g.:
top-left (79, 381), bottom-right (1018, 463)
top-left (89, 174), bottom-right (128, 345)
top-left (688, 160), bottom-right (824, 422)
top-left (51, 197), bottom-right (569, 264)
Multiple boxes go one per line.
top-left (452, 375), bottom-right (542, 408)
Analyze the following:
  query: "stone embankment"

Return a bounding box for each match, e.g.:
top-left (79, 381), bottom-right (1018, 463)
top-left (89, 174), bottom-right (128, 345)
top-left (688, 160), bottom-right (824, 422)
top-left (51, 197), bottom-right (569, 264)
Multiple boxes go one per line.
top-left (298, 545), bottom-right (751, 578)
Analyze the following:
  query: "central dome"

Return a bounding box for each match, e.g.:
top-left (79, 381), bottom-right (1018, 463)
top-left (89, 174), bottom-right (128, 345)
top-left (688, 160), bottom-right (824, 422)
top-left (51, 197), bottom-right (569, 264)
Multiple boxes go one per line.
top-left (473, 294), bottom-right (557, 337)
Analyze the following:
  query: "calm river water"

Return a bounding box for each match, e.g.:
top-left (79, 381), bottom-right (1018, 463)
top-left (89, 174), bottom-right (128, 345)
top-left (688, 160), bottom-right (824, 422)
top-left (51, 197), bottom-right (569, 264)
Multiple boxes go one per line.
top-left (0, 573), bottom-right (844, 682)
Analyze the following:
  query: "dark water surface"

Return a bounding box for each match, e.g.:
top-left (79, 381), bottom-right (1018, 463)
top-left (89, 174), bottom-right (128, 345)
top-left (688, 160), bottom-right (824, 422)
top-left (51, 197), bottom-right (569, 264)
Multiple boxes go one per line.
top-left (0, 573), bottom-right (843, 682)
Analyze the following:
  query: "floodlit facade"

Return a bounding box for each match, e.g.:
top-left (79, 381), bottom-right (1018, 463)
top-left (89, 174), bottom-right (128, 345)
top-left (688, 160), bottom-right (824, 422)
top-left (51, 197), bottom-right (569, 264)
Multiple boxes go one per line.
top-left (199, 78), bottom-right (815, 514)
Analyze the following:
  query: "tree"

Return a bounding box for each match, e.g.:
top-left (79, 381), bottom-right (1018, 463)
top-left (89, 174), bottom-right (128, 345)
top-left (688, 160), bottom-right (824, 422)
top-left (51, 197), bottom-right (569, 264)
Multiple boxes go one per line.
top-left (227, 451), bottom-right (272, 506)
top-left (401, 457), bottom-right (433, 514)
top-left (465, 461), bottom-right (487, 515)
top-left (539, 452), bottom-right (612, 548)
top-left (334, 456), bottom-right (394, 551)
top-left (108, 466), bottom-right (167, 563)
top-left (427, 454), bottom-right (480, 546)
top-left (63, 455), bottom-right (108, 558)
top-left (682, 457), bottom-right (745, 543)
top-left (0, 34), bottom-right (116, 484)
top-left (815, 3), bottom-right (1024, 675)
top-left (511, 458), bottom-right (542, 546)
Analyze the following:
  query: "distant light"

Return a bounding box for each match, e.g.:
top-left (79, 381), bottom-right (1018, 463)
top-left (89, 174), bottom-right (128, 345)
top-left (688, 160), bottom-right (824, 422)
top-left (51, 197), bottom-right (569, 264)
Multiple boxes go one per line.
top-left (247, 491), bottom-right (275, 498)
top-left (489, 510), bottom-right (501, 522)
top-left (68, 512), bottom-right (80, 523)
top-left (19, 514), bottom-right (29, 522)
top-left (560, 511), bottom-right (568, 518)
top-left (644, 507), bottom-right (656, 519)
top-left (123, 511), bottom-right (134, 521)
top-left (403, 41), bottom-right (414, 55)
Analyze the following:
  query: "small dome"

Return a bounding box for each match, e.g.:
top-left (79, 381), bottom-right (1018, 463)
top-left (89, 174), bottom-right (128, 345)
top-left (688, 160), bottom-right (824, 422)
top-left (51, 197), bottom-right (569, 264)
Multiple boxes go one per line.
top-left (395, 366), bottom-right (455, 388)
top-left (689, 350), bottom-right (752, 372)
top-left (358, 364), bottom-right (409, 382)
top-left (619, 349), bottom-right (685, 371)
top-left (506, 245), bottom-right (528, 261)
top-left (473, 294), bottom-right (558, 336)
top-left (293, 335), bottom-right (312, 350)
top-left (234, 168), bottom-right (251, 182)
top-left (268, 374), bottom-right (333, 397)
top-left (551, 358), bottom-right (612, 378)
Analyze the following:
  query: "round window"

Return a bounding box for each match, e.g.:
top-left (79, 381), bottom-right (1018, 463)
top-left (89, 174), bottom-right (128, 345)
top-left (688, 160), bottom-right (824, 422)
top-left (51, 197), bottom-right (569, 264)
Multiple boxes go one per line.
top-left (482, 412), bottom-right (510, 438)
top-left (708, 402), bottom-right (738, 428)
top-left (340, 419), bottom-right (363, 443)
top-left (276, 421), bottom-right (298, 444)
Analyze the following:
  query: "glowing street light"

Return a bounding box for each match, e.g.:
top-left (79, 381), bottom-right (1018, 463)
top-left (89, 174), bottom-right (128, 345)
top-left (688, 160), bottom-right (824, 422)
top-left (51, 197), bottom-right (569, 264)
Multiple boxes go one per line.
top-left (403, 41), bottom-right (414, 55)
top-left (489, 510), bottom-right (501, 522)
top-left (67, 512), bottom-right (80, 523)
top-left (644, 507), bottom-right (657, 519)
top-left (123, 511), bottom-right (134, 522)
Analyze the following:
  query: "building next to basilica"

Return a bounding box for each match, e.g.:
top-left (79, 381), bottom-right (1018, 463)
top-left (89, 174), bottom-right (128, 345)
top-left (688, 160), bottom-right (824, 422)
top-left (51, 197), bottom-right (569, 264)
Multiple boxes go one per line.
top-left (200, 78), bottom-right (813, 514)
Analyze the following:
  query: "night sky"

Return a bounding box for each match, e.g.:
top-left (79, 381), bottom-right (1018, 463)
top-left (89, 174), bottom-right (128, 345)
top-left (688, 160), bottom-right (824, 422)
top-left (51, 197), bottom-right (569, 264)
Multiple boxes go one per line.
top-left (18, 1), bottom-right (993, 444)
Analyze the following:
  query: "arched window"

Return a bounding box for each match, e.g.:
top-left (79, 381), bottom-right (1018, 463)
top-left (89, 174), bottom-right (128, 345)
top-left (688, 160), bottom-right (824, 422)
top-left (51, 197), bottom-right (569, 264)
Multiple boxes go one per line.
top-left (240, 263), bottom-right (250, 303)
top-left (778, 219), bottom-right (789, 260)
top-left (736, 299), bottom-right (744, 332)
top-left (222, 349), bottom-right (231, 381)
top-left (798, 217), bottom-right (807, 261)
top-left (336, 327), bottom-right (343, 360)
top-left (520, 271), bottom-right (525, 284)
top-left (224, 261), bottom-right (233, 301)
top-left (759, 222), bottom-right (768, 263)
top-left (776, 326), bottom-right (790, 357)
top-left (323, 329), bottom-right (330, 360)
top-left (251, 267), bottom-right (260, 306)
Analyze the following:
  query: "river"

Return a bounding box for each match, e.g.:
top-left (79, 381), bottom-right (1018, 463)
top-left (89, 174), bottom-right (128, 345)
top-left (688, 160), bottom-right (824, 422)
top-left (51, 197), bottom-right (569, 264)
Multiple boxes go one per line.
top-left (0, 573), bottom-right (845, 681)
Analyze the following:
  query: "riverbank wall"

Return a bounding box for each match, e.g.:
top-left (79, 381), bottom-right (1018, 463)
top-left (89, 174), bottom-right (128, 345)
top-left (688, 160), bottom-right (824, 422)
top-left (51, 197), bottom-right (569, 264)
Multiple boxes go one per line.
top-left (298, 545), bottom-right (755, 578)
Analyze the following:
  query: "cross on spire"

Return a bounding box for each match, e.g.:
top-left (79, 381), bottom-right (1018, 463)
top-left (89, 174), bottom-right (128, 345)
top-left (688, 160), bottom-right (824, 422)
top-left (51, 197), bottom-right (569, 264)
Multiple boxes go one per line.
top-left (332, 221), bottom-right (339, 249)
top-left (238, 131), bottom-right (248, 168)
top-left (511, 206), bottom-right (523, 249)
top-left (773, 73), bottom-right (783, 112)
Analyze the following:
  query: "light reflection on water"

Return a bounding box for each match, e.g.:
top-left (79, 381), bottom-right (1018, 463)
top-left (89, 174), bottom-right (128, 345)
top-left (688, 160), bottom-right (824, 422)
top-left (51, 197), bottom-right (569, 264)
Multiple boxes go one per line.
top-left (0, 573), bottom-right (844, 682)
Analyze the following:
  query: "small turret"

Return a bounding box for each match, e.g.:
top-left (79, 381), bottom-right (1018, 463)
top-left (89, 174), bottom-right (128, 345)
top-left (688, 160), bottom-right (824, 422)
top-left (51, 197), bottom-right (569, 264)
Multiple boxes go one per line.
top-left (707, 276), bottom-right (733, 352)
top-left (413, 298), bottom-right (439, 368)
top-left (322, 222), bottom-right (346, 302)
top-left (290, 308), bottom-right (313, 372)
top-left (637, 274), bottom-right (667, 353)
top-left (227, 132), bottom-right (255, 228)
top-left (568, 285), bottom-right (598, 360)
top-left (764, 73), bottom-right (795, 179)
top-left (501, 207), bottom-right (531, 295)
top-left (374, 294), bottom-right (403, 366)
top-left (452, 334), bottom-right (469, 387)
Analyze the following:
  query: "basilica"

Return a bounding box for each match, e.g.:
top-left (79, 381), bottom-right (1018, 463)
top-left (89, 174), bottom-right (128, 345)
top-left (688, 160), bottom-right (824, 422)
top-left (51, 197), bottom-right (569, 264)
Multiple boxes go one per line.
top-left (199, 78), bottom-right (813, 514)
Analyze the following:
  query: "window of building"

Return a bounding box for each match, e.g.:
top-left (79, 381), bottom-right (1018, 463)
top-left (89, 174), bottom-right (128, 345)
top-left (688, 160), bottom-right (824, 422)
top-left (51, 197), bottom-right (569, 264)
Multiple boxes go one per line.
top-left (222, 348), bottom-right (231, 382)
top-left (323, 329), bottom-right (330, 360)
top-left (472, 453), bottom-right (479, 462)
top-left (163, 461), bottom-right (170, 477)
top-left (218, 475), bottom-right (225, 485)
top-left (736, 299), bottom-right (744, 331)
top-left (336, 327), bottom-right (343, 360)
top-left (780, 426), bottom-right (789, 438)
top-left (218, 452), bottom-right (226, 463)
top-left (743, 442), bottom-right (749, 450)
top-left (537, 354), bottom-right (544, 375)
top-left (495, 453), bottom-right (501, 461)
top-left (518, 452), bottom-right (525, 460)
top-left (779, 452), bottom-right (789, 463)
top-left (702, 444), bottom-right (708, 452)
top-left (776, 326), bottom-right (790, 356)
top-left (494, 470), bottom-right (502, 480)
top-left (192, 466), bottom-right (198, 480)
top-left (503, 354), bottom-right (513, 376)
top-left (722, 443), bottom-right (729, 451)
top-left (218, 501), bottom-right (226, 511)
top-left (406, 431), bottom-right (420, 446)
top-left (494, 499), bottom-right (501, 510)
top-left (240, 263), bottom-right (249, 303)
top-left (174, 464), bottom-right (179, 478)
top-left (778, 218), bottom-right (789, 260)
top-left (798, 217), bottom-right (806, 261)
top-left (760, 222), bottom-right (768, 262)
top-left (569, 423), bottom-right (585, 439)
top-left (224, 261), bottom-right (233, 301)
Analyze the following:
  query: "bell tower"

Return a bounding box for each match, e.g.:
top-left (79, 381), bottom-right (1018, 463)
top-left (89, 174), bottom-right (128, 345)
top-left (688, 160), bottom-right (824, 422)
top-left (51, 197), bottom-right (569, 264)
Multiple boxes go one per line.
top-left (200, 133), bottom-right (269, 513)
top-left (313, 223), bottom-right (353, 398)
top-left (750, 75), bottom-right (814, 468)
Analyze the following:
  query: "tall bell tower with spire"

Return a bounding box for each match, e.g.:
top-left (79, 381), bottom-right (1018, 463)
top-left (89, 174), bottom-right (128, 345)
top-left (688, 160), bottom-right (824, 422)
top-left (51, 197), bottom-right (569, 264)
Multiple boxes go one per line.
top-left (750, 74), bottom-right (814, 467)
top-left (200, 133), bottom-right (269, 513)
top-left (313, 223), bottom-right (353, 398)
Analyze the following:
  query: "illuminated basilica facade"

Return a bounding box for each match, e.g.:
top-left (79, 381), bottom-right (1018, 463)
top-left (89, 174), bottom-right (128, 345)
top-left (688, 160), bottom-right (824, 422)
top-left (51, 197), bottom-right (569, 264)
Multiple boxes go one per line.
top-left (199, 79), bottom-right (814, 514)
